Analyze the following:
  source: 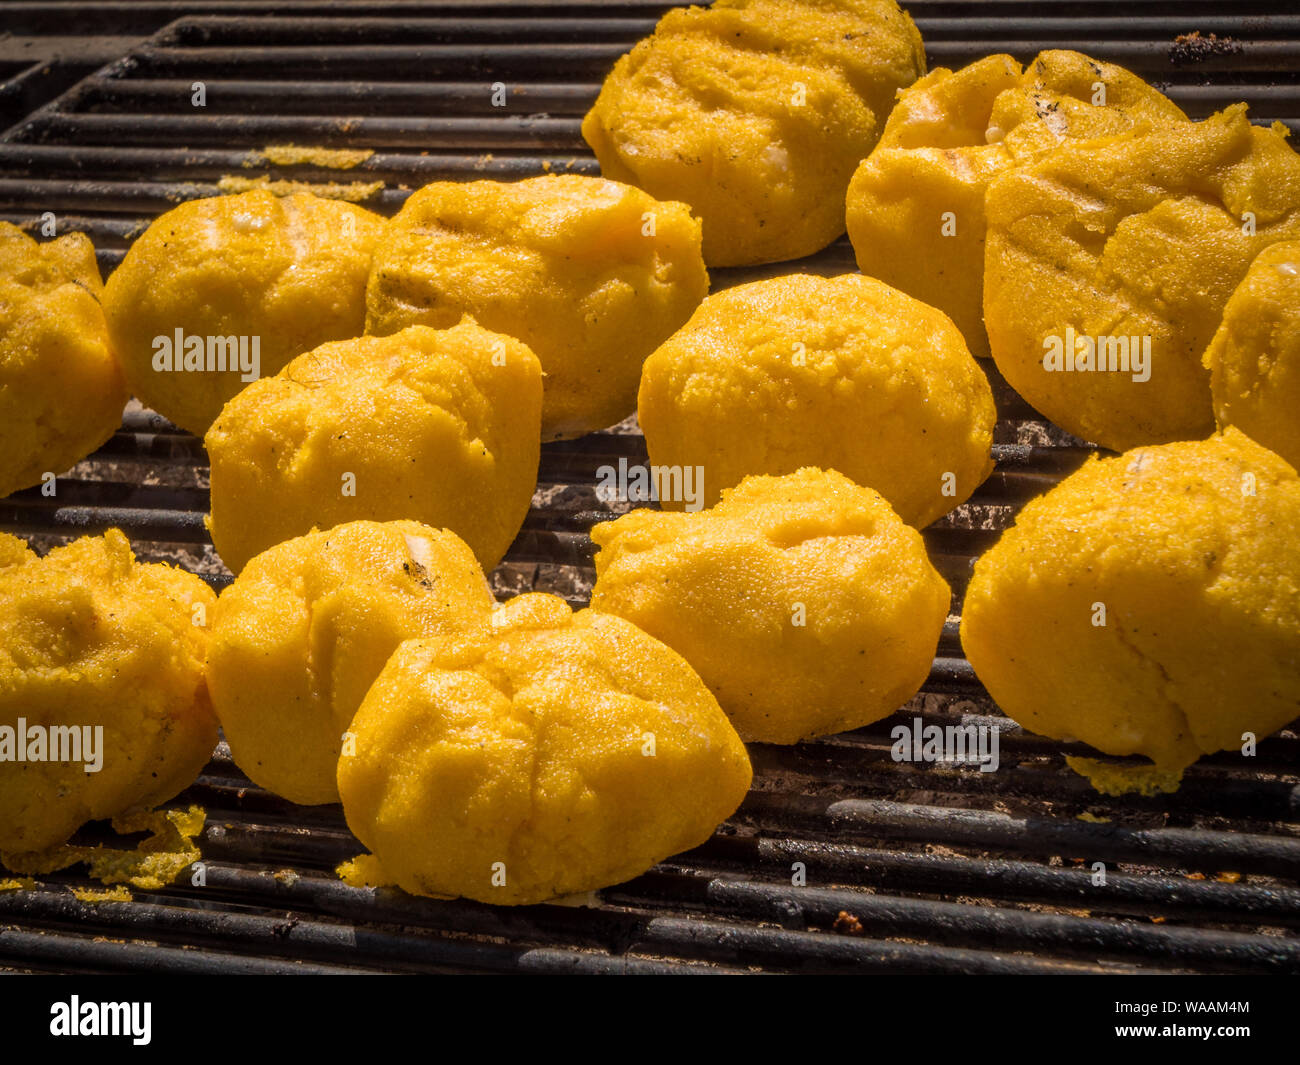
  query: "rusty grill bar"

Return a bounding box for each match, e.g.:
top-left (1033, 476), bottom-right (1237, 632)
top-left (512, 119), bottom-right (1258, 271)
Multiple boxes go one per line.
top-left (0, 0), bottom-right (1298, 975)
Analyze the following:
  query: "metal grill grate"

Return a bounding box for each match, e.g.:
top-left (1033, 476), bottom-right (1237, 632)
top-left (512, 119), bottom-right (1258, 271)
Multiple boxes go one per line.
top-left (1, 0), bottom-right (1298, 975)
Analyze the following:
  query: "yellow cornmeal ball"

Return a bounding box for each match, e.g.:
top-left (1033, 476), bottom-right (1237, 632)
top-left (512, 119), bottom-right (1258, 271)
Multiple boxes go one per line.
top-left (103, 190), bottom-right (383, 436)
top-left (638, 273), bottom-right (995, 527)
top-left (846, 51), bottom-right (1186, 357)
top-left (0, 530), bottom-right (216, 853)
top-left (208, 521), bottom-right (496, 805)
top-left (205, 321), bottom-right (542, 575)
top-left (582, 0), bottom-right (924, 266)
top-left (961, 429), bottom-right (1300, 794)
top-left (337, 592), bottom-right (752, 905)
top-left (365, 175), bottom-right (707, 440)
top-left (0, 224), bottom-right (127, 498)
top-left (1205, 241), bottom-right (1300, 469)
top-left (984, 105), bottom-right (1300, 452)
top-left (591, 468), bottom-right (950, 744)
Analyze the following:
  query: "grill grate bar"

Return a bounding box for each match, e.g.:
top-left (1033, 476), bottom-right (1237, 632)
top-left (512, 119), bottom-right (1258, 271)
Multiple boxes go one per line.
top-left (0, 925), bottom-right (386, 975)
top-left (811, 799), bottom-right (1300, 878)
top-left (62, 78), bottom-right (1300, 122)
top-left (747, 743), bottom-right (1300, 819)
top-left (125, 43), bottom-right (635, 79)
top-left (0, 145), bottom-right (595, 181)
top-left (137, 12), bottom-right (1300, 47)
top-left (0, 884), bottom-right (742, 975)
top-left (75, 39), bottom-right (1300, 84)
top-left (79, 77), bottom-right (601, 114)
top-left (641, 876), bottom-right (1300, 973)
top-left (168, 15), bottom-right (662, 42)
top-left (719, 836), bottom-right (1300, 926)
top-left (22, 113), bottom-right (586, 149)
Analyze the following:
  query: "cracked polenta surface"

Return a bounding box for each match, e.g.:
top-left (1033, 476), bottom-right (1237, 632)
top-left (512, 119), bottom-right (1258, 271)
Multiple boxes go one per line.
top-left (1205, 240), bottom-right (1300, 471)
top-left (637, 272), bottom-right (995, 527)
top-left (205, 321), bottom-right (542, 575)
top-left (208, 520), bottom-right (495, 805)
top-left (0, 532), bottom-right (216, 853)
top-left (846, 50), bottom-right (1186, 357)
top-left (365, 174), bottom-right (707, 440)
top-left (337, 593), bottom-right (752, 905)
top-left (984, 105), bottom-right (1300, 451)
top-left (591, 468), bottom-right (950, 743)
top-left (583, 0), bottom-right (924, 266)
top-left (0, 223), bottom-right (127, 498)
top-left (960, 429), bottom-right (1300, 793)
top-left (103, 189), bottom-right (384, 435)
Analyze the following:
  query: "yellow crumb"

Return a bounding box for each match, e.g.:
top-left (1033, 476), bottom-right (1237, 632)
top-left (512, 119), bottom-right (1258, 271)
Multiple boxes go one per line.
top-left (258, 144), bottom-right (374, 169)
top-left (216, 174), bottom-right (384, 201)
top-left (336, 853), bottom-right (395, 890)
top-left (1, 806), bottom-right (205, 891)
top-left (71, 885), bottom-right (132, 903)
top-left (1065, 757), bottom-right (1184, 797)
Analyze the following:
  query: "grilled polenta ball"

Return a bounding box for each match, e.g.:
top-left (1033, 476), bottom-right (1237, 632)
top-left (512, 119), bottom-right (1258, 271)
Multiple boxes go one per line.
top-left (638, 273), bottom-right (995, 526)
top-left (365, 175), bottom-right (707, 440)
top-left (208, 521), bottom-right (495, 805)
top-left (582, 0), bottom-right (925, 266)
top-left (0, 224), bottom-right (126, 498)
top-left (0, 530), bottom-right (216, 854)
top-left (1205, 241), bottom-right (1300, 469)
top-left (961, 430), bottom-right (1300, 794)
top-left (205, 322), bottom-right (542, 575)
top-left (103, 190), bottom-right (383, 435)
top-left (337, 593), bottom-right (752, 905)
top-left (591, 468), bottom-right (950, 743)
top-left (984, 105), bottom-right (1300, 452)
top-left (846, 51), bottom-right (1186, 357)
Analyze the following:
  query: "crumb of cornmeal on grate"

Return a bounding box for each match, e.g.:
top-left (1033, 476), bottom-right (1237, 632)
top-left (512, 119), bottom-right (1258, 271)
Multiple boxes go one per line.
top-left (0, 877), bottom-right (36, 892)
top-left (256, 144), bottom-right (375, 169)
top-left (0, 807), bottom-right (205, 892)
top-left (71, 885), bottom-right (133, 903)
top-left (1065, 758), bottom-right (1183, 798)
top-left (337, 853), bottom-right (399, 891)
top-left (216, 174), bottom-right (384, 201)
